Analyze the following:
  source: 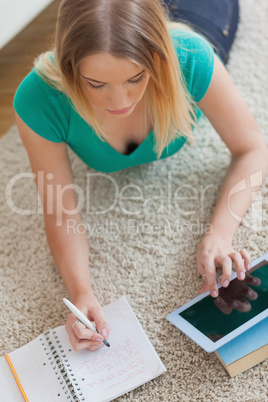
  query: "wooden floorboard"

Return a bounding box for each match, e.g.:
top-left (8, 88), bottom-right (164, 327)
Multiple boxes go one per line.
top-left (0, 0), bottom-right (61, 139)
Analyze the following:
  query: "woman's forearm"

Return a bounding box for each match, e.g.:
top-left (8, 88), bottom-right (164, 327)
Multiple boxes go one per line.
top-left (207, 148), bottom-right (268, 241)
top-left (44, 213), bottom-right (92, 301)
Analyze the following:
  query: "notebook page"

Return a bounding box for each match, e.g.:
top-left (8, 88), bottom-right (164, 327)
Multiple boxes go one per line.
top-left (0, 359), bottom-right (24, 402)
top-left (53, 296), bottom-right (166, 402)
top-left (0, 334), bottom-right (72, 402)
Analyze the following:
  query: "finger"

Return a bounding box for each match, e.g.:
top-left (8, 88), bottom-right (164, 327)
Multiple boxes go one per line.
top-left (203, 257), bottom-right (218, 297)
top-left (213, 296), bottom-right (232, 315)
top-left (239, 248), bottom-right (251, 271)
top-left (197, 261), bottom-right (206, 277)
top-left (214, 255), bottom-right (232, 289)
top-left (200, 281), bottom-right (209, 294)
top-left (73, 322), bottom-right (104, 344)
top-left (229, 251), bottom-right (245, 280)
top-left (232, 298), bottom-right (251, 312)
top-left (198, 261), bottom-right (209, 293)
top-left (66, 325), bottom-right (103, 352)
top-left (89, 305), bottom-right (109, 339)
top-left (88, 343), bottom-right (104, 352)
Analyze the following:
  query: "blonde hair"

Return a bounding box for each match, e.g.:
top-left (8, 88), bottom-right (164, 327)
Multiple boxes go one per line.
top-left (35, 0), bottom-right (196, 158)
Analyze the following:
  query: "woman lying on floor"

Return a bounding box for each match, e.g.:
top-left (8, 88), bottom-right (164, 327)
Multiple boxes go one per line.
top-left (14, 0), bottom-right (267, 351)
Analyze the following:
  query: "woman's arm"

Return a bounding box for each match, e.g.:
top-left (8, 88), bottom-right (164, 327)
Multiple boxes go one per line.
top-left (197, 55), bottom-right (268, 297)
top-left (15, 112), bottom-right (109, 351)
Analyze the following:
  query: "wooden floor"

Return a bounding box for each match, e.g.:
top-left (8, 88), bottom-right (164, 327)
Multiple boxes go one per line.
top-left (0, 0), bottom-right (61, 139)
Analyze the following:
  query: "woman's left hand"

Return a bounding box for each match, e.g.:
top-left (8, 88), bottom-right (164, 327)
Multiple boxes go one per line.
top-left (196, 233), bottom-right (251, 297)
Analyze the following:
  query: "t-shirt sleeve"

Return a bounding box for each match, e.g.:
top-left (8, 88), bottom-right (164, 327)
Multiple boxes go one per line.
top-left (171, 29), bottom-right (215, 103)
top-left (13, 68), bottom-right (70, 142)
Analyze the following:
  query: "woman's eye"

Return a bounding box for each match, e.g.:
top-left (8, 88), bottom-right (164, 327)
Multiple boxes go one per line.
top-left (86, 73), bottom-right (145, 89)
top-left (87, 82), bottom-right (105, 90)
top-left (129, 74), bottom-right (145, 85)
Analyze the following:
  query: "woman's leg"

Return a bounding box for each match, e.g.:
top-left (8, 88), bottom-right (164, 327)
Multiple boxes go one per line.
top-left (163, 0), bottom-right (239, 64)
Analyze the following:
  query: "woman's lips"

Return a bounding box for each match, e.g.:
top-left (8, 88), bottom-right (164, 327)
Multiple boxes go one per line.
top-left (107, 105), bottom-right (133, 115)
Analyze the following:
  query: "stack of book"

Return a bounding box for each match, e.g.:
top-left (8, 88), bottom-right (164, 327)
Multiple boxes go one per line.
top-left (215, 317), bottom-right (268, 377)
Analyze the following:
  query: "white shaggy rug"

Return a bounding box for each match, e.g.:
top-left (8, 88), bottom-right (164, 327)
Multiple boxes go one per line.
top-left (0, 0), bottom-right (267, 400)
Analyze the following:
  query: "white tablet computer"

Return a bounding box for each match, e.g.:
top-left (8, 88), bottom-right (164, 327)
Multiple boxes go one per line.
top-left (167, 253), bottom-right (268, 353)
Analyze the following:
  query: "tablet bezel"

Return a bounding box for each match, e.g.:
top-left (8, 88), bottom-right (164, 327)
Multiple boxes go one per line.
top-left (166, 253), bottom-right (268, 353)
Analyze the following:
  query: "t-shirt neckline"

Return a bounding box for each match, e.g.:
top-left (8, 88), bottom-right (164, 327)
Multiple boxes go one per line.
top-left (98, 129), bottom-right (154, 158)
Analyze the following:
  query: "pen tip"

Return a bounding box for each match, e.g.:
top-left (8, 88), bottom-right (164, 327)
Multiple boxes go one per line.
top-left (103, 339), bottom-right (110, 348)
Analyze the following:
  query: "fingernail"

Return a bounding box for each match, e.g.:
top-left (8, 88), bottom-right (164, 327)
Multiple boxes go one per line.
top-left (211, 291), bottom-right (218, 298)
top-left (239, 272), bottom-right (245, 280)
top-left (101, 329), bottom-right (107, 337)
top-left (96, 337), bottom-right (103, 342)
top-left (247, 263), bottom-right (251, 270)
top-left (232, 301), bottom-right (239, 308)
top-left (222, 280), bottom-right (229, 288)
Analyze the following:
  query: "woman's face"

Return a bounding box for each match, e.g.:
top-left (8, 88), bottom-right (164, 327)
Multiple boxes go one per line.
top-left (79, 53), bottom-right (150, 119)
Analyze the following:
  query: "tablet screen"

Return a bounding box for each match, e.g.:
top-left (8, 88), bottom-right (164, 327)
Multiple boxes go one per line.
top-left (179, 262), bottom-right (268, 342)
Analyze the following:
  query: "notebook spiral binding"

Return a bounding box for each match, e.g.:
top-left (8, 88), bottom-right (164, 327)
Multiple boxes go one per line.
top-left (42, 329), bottom-right (85, 401)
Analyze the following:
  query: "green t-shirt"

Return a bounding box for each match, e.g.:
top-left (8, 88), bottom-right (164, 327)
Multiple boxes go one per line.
top-left (13, 29), bottom-right (214, 173)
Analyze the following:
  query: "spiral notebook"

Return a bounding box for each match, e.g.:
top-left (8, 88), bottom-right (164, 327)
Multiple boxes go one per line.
top-left (0, 297), bottom-right (166, 401)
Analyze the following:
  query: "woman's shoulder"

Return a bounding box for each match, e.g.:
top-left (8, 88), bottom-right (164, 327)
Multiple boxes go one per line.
top-left (13, 67), bottom-right (71, 143)
top-left (14, 66), bottom-right (70, 108)
top-left (169, 26), bottom-right (214, 62)
top-left (168, 26), bottom-right (215, 103)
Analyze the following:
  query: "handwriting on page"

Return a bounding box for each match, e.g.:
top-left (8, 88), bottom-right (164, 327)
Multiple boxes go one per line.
top-left (78, 339), bottom-right (148, 391)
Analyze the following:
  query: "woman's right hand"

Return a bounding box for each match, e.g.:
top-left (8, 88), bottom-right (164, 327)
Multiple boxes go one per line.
top-left (65, 292), bottom-right (110, 352)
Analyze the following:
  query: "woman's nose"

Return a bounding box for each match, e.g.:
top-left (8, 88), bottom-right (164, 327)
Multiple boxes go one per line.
top-left (109, 87), bottom-right (130, 110)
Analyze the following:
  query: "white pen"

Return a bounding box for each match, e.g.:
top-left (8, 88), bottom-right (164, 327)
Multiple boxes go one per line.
top-left (63, 298), bottom-right (110, 348)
